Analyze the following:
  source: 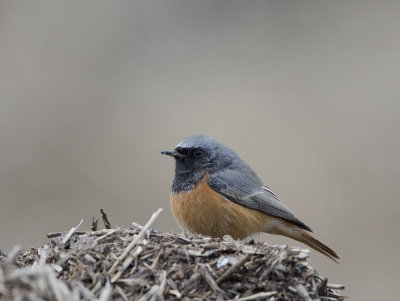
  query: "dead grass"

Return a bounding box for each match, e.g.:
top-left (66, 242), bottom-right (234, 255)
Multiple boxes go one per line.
top-left (0, 208), bottom-right (344, 300)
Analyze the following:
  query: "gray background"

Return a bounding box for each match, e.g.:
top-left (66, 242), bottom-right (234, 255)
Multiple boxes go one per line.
top-left (1, 1), bottom-right (399, 299)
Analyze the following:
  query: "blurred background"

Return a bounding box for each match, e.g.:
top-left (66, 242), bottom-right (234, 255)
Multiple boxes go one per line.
top-left (1, 1), bottom-right (399, 299)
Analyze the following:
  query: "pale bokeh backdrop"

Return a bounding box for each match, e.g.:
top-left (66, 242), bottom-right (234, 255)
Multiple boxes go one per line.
top-left (1, 1), bottom-right (399, 299)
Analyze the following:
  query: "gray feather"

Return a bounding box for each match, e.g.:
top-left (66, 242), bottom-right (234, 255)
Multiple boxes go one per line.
top-left (208, 162), bottom-right (312, 232)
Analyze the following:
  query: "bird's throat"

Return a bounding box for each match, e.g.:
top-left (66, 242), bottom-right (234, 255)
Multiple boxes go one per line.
top-left (171, 170), bottom-right (205, 193)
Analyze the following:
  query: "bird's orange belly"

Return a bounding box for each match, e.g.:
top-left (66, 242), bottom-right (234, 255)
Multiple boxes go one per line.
top-left (170, 175), bottom-right (273, 239)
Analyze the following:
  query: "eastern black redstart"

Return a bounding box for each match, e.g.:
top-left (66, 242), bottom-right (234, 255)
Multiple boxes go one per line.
top-left (162, 135), bottom-right (339, 262)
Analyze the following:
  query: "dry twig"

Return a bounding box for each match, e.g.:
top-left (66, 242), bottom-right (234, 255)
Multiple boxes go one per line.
top-left (61, 219), bottom-right (83, 245)
top-left (100, 209), bottom-right (112, 229)
top-left (0, 207), bottom-right (345, 300)
top-left (217, 254), bottom-right (249, 284)
top-left (109, 208), bottom-right (163, 273)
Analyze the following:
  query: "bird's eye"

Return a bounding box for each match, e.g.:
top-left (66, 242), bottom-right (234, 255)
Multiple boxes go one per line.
top-left (193, 149), bottom-right (203, 157)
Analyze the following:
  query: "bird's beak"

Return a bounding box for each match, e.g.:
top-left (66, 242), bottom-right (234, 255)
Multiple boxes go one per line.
top-left (161, 150), bottom-right (186, 158)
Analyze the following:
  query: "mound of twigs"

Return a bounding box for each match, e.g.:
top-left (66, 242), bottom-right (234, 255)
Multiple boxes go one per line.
top-left (0, 208), bottom-right (344, 300)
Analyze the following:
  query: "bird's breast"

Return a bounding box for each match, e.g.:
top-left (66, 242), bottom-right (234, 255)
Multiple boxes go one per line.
top-left (170, 174), bottom-right (273, 239)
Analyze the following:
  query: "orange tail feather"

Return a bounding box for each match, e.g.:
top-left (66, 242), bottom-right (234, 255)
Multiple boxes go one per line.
top-left (266, 221), bottom-right (340, 263)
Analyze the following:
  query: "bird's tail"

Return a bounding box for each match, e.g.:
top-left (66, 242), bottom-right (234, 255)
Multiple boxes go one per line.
top-left (265, 221), bottom-right (340, 263)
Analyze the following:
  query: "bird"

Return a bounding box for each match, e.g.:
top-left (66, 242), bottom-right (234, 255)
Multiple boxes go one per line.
top-left (161, 135), bottom-right (340, 262)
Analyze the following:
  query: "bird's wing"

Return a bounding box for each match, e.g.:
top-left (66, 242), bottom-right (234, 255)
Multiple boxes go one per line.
top-left (208, 167), bottom-right (312, 232)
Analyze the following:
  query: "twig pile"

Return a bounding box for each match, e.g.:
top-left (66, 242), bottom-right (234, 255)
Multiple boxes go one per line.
top-left (0, 209), bottom-right (344, 300)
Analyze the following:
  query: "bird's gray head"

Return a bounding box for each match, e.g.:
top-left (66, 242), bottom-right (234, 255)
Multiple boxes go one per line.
top-left (161, 135), bottom-right (238, 174)
top-left (161, 135), bottom-right (241, 191)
